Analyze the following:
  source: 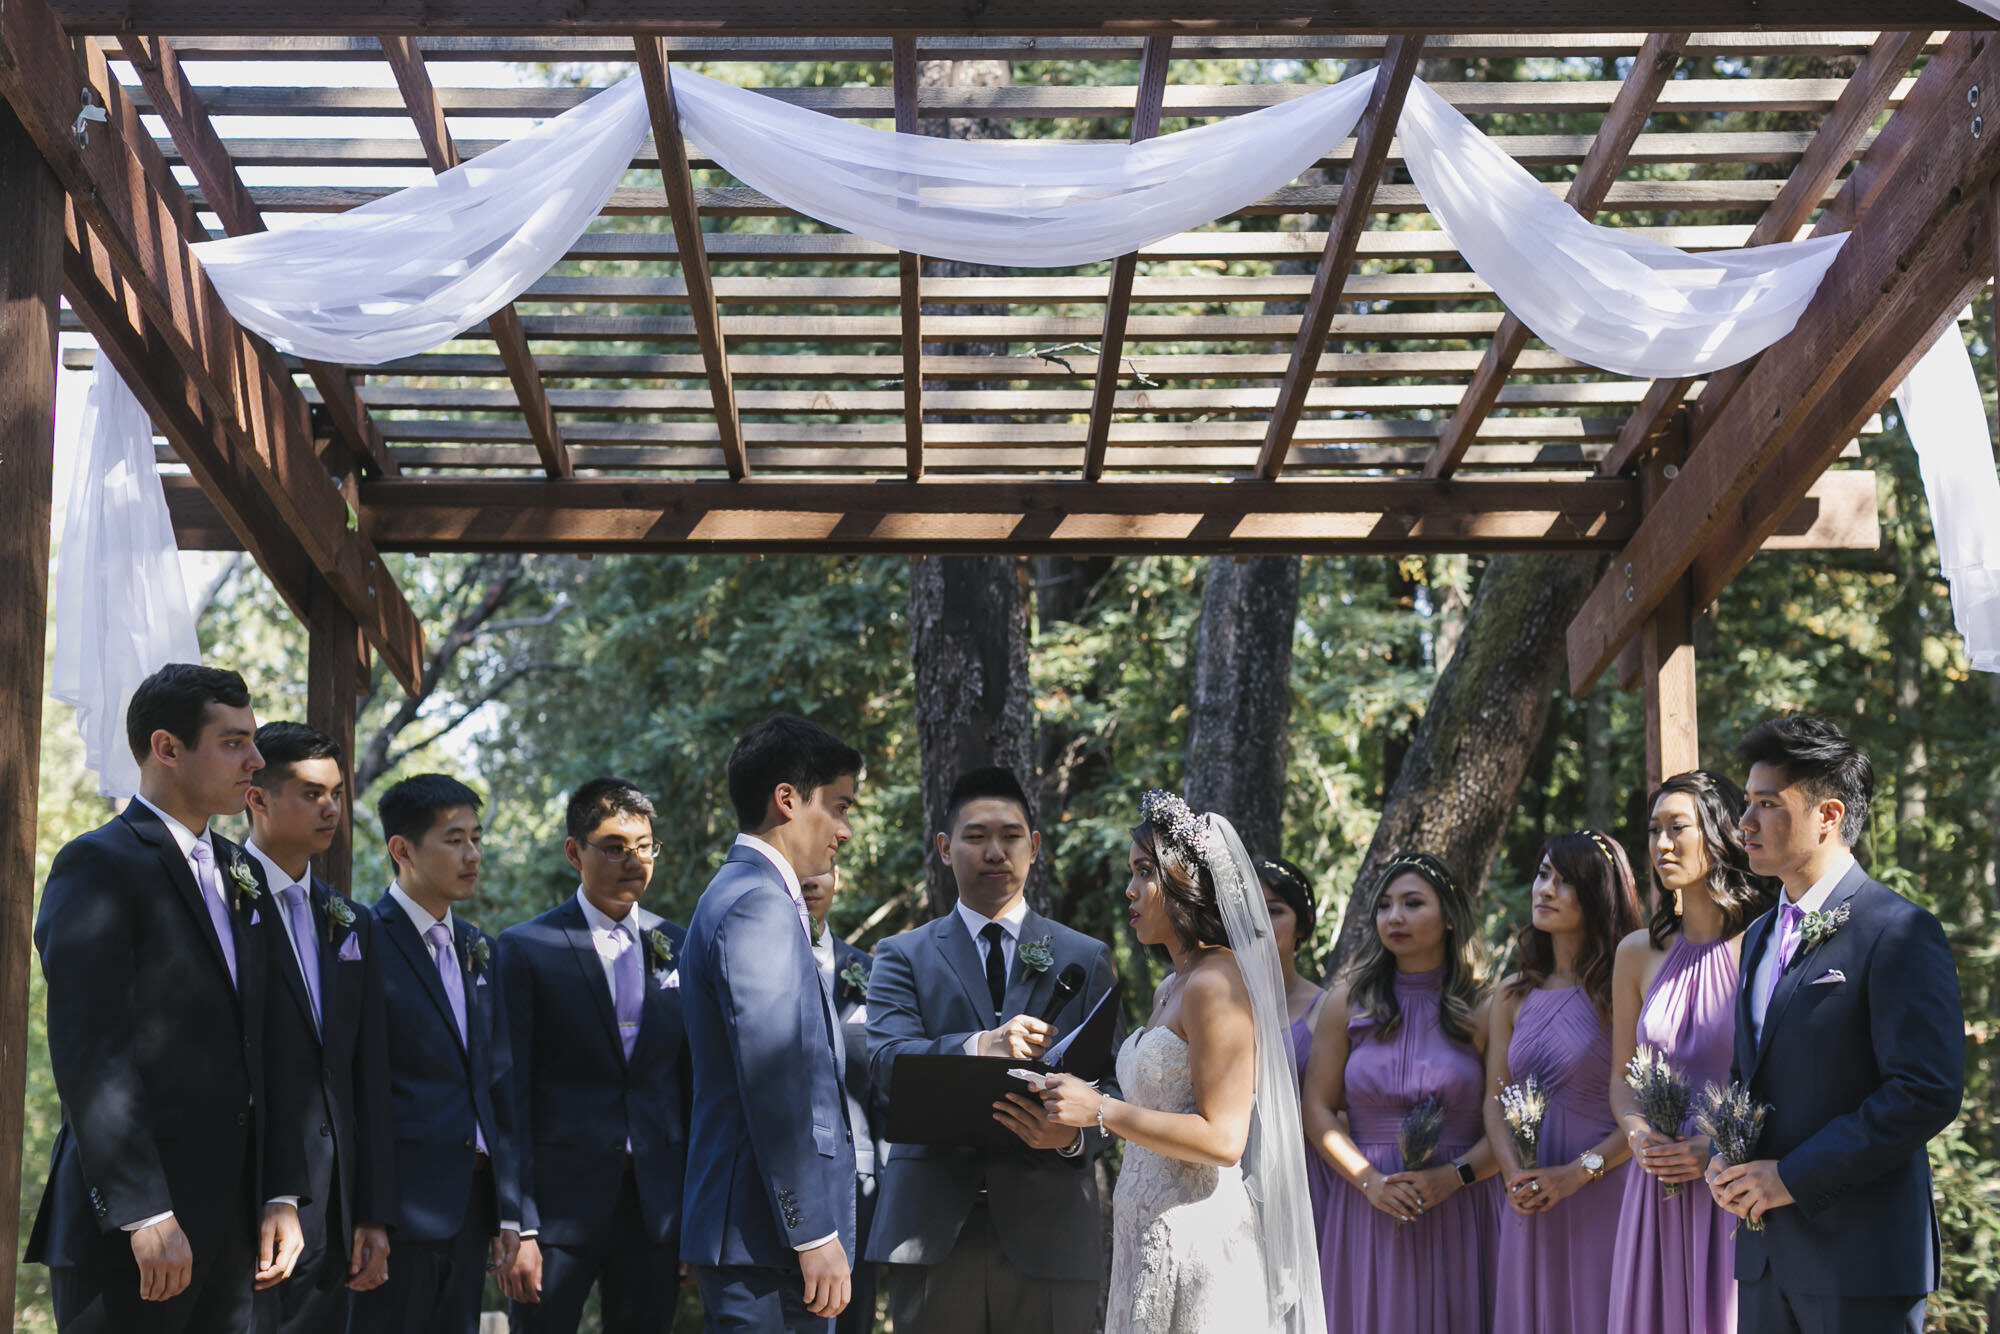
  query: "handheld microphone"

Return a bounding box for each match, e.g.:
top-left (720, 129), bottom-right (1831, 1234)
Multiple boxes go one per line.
top-left (1036, 963), bottom-right (1087, 1023)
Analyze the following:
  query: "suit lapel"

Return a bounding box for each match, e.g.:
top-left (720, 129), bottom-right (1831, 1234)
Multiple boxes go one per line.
top-left (123, 805), bottom-right (237, 990)
top-left (377, 894), bottom-right (470, 1062)
top-left (935, 913), bottom-right (997, 1021)
top-left (310, 877), bottom-right (348, 1033)
top-left (559, 898), bottom-right (625, 1064)
top-left (1755, 864), bottom-right (1865, 1067)
top-left (457, 917), bottom-right (485, 1061)
top-left (1006, 911), bottom-right (1055, 1017)
top-left (1737, 908), bottom-right (1774, 1079)
top-left (260, 861), bottom-right (321, 1039)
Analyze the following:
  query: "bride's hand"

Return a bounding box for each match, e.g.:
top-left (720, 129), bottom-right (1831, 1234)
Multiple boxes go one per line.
top-left (1033, 1073), bottom-right (1104, 1129)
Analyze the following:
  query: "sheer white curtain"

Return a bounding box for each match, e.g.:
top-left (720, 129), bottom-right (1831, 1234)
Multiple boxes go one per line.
top-left (52, 364), bottom-right (202, 797)
top-left (1892, 323), bottom-right (2000, 672)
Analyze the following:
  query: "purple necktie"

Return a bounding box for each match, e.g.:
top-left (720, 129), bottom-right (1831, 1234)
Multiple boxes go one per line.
top-left (425, 920), bottom-right (486, 1154)
top-left (611, 922), bottom-right (643, 1061)
top-left (280, 884), bottom-right (322, 1029)
top-left (1762, 900), bottom-right (1805, 1016)
top-left (186, 839), bottom-right (239, 988)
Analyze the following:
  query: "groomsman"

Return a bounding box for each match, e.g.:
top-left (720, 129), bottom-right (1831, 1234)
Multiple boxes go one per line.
top-left (681, 714), bottom-right (860, 1331)
top-left (496, 777), bottom-right (691, 1332)
top-left (1709, 715), bottom-right (1964, 1334)
top-left (28, 663), bottom-right (305, 1332)
top-left (798, 868), bottom-right (887, 1334)
top-left (864, 766), bottom-right (1120, 1334)
top-left (353, 775), bottom-right (522, 1334)
top-left (243, 722), bottom-right (395, 1333)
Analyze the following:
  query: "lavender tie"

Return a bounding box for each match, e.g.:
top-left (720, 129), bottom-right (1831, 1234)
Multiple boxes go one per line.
top-left (186, 840), bottom-right (239, 988)
top-left (1761, 900), bottom-right (1805, 1016)
top-left (280, 884), bottom-right (322, 1029)
top-left (611, 922), bottom-right (643, 1061)
top-left (426, 921), bottom-right (485, 1153)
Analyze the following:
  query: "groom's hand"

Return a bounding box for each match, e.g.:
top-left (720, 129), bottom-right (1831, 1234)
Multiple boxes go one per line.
top-left (977, 1015), bottom-right (1054, 1059)
top-left (798, 1237), bottom-right (851, 1318)
top-left (1713, 1159), bottom-right (1794, 1225)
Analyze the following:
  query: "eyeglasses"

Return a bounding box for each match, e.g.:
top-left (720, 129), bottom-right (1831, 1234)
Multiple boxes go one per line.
top-left (585, 839), bottom-right (660, 865)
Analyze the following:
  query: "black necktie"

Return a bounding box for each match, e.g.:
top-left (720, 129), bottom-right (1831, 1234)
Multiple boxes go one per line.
top-left (980, 922), bottom-right (1008, 1017)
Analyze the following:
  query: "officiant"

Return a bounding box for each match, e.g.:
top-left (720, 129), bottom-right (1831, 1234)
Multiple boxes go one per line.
top-left (862, 767), bottom-right (1122, 1334)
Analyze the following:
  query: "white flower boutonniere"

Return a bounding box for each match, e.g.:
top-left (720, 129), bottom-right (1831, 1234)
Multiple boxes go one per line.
top-left (646, 928), bottom-right (675, 972)
top-left (226, 855), bottom-right (261, 909)
top-left (1798, 903), bottom-right (1851, 951)
top-left (840, 960), bottom-right (870, 997)
top-left (1019, 935), bottom-right (1055, 976)
top-left (465, 935), bottom-right (491, 975)
top-left (324, 895), bottom-right (356, 943)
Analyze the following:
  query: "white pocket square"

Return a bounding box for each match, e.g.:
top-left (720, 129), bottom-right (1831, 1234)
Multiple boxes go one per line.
top-left (337, 934), bottom-right (363, 962)
top-left (475, 974), bottom-right (488, 987)
top-left (1809, 969), bottom-right (1846, 986)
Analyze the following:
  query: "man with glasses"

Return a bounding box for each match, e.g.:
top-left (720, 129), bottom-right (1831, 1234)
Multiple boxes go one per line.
top-left (495, 778), bottom-right (691, 1333)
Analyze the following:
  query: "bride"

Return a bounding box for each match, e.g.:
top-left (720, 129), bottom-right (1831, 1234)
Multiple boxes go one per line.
top-left (1033, 790), bottom-right (1326, 1334)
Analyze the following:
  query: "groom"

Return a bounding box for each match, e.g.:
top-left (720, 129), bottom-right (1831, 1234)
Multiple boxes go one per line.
top-left (681, 715), bottom-right (860, 1330)
top-left (1709, 715), bottom-right (1964, 1334)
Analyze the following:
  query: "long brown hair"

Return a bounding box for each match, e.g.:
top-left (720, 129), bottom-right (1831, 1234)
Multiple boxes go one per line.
top-left (1340, 851), bottom-right (1488, 1045)
top-left (1129, 822), bottom-right (1229, 950)
top-left (1506, 830), bottom-right (1641, 1021)
top-left (1646, 770), bottom-right (1778, 949)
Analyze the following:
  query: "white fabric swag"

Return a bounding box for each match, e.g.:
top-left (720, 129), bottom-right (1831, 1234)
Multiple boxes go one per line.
top-left (53, 364), bottom-right (203, 798)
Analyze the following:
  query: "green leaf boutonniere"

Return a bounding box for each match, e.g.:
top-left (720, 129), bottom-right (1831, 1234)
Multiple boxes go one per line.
top-left (1018, 935), bottom-right (1055, 976)
top-left (226, 855), bottom-right (261, 909)
top-left (1798, 903), bottom-right (1851, 952)
top-left (324, 895), bottom-right (357, 943)
top-left (465, 935), bottom-right (491, 975)
top-left (646, 928), bottom-right (675, 972)
top-left (840, 960), bottom-right (869, 997)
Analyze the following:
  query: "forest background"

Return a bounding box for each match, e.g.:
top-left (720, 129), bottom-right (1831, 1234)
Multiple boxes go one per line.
top-left (20, 39), bottom-right (2000, 1333)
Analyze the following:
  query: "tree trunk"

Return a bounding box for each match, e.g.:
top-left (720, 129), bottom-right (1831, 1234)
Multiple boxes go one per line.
top-left (1183, 556), bottom-right (1301, 858)
top-left (1329, 552), bottom-right (1603, 971)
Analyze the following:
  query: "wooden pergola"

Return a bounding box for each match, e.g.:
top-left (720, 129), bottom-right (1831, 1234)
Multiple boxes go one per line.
top-left (2, 4), bottom-right (1995, 1319)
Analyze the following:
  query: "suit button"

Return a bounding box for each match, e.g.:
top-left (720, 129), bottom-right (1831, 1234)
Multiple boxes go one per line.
top-left (236, 1112), bottom-right (248, 1127)
top-left (463, 1137), bottom-right (476, 1151)
top-left (320, 1124), bottom-right (332, 1138)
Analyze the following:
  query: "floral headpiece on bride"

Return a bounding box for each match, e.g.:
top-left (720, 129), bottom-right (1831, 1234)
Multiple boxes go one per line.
top-left (1139, 788), bottom-right (1211, 867)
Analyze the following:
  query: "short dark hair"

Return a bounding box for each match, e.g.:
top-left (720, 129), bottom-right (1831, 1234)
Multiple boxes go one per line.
top-left (943, 765), bottom-right (1036, 835)
top-left (377, 773), bottom-right (483, 848)
top-left (125, 663), bottom-right (251, 764)
top-left (250, 722), bottom-right (342, 791)
top-left (1736, 714), bottom-right (1874, 846)
top-left (566, 776), bottom-right (658, 841)
top-left (725, 715), bottom-right (862, 830)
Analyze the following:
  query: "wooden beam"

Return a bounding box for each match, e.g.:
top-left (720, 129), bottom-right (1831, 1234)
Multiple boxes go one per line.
top-left (1597, 28), bottom-right (1932, 480)
top-left (892, 37), bottom-right (923, 480)
top-left (1637, 418), bottom-right (1697, 787)
top-left (0, 5), bottom-right (424, 691)
top-left (114, 33), bottom-right (401, 478)
top-left (1257, 35), bottom-right (1422, 480)
top-left (1083, 35), bottom-right (1172, 482)
top-left (634, 39), bottom-right (747, 480)
top-left (41, 2), bottom-right (1980, 37)
top-left (378, 35), bottom-right (569, 479)
top-left (1424, 32), bottom-right (1688, 481)
top-left (1564, 34), bottom-right (2000, 694)
top-left (306, 578), bottom-right (363, 891)
top-left (0, 96), bottom-right (61, 1334)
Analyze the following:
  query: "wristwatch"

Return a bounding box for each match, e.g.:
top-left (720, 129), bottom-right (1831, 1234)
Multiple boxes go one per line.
top-left (1452, 1157), bottom-right (1476, 1187)
top-left (1579, 1150), bottom-right (1606, 1183)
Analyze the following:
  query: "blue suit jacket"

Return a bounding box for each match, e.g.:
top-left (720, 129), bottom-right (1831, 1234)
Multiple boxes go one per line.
top-left (830, 937), bottom-right (886, 1184)
top-left (496, 897), bottom-right (690, 1247)
top-left (680, 844), bottom-right (855, 1268)
top-left (1730, 861), bottom-right (1963, 1297)
top-left (372, 892), bottom-right (521, 1243)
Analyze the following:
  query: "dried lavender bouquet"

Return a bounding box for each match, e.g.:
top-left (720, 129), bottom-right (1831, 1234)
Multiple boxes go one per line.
top-left (1624, 1042), bottom-right (1694, 1197)
top-left (1399, 1093), bottom-right (1447, 1173)
top-left (1498, 1074), bottom-right (1548, 1169)
top-left (1695, 1080), bottom-right (1773, 1232)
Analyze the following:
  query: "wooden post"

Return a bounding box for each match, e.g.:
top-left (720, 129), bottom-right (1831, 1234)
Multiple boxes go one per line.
top-left (307, 578), bottom-right (362, 893)
top-left (0, 99), bottom-right (62, 1330)
top-left (1639, 414), bottom-right (1699, 790)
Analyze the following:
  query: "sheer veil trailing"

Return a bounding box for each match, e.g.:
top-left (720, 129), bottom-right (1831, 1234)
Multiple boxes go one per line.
top-left (1200, 814), bottom-right (1328, 1334)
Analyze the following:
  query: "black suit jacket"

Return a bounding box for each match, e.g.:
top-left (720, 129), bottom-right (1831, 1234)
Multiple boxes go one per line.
top-left (372, 892), bottom-right (521, 1243)
top-left (496, 897), bottom-right (691, 1248)
top-left (1731, 861), bottom-right (1964, 1297)
top-left (830, 938), bottom-right (887, 1185)
top-left (28, 803), bottom-right (300, 1267)
top-left (256, 861), bottom-right (395, 1255)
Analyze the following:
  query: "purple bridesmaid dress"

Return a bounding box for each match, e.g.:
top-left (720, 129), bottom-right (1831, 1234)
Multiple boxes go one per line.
top-left (1311, 968), bottom-right (1502, 1333)
top-left (1493, 985), bottom-right (1631, 1334)
top-left (1607, 935), bottom-right (1740, 1334)
top-left (1288, 1004), bottom-right (1339, 1235)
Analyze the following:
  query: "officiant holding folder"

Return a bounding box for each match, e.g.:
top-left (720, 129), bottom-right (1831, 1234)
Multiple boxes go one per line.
top-left (863, 768), bottom-right (1122, 1334)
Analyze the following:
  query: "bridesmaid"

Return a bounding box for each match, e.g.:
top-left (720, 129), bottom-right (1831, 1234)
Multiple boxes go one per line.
top-left (1488, 830), bottom-right (1644, 1334)
top-left (1302, 851), bottom-right (1502, 1333)
top-left (1606, 773), bottom-right (1777, 1334)
top-left (1257, 856), bottom-right (1335, 1228)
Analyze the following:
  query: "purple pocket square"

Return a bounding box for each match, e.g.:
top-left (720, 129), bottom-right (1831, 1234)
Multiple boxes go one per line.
top-left (248, 909), bottom-right (260, 926)
top-left (337, 934), bottom-right (363, 963)
top-left (1809, 969), bottom-right (1846, 986)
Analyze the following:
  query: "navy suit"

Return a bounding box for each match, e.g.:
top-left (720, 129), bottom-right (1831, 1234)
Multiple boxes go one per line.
top-left (681, 843), bottom-right (855, 1332)
top-left (29, 803), bottom-right (298, 1334)
top-left (829, 939), bottom-right (886, 1334)
top-left (254, 861), bottom-right (396, 1334)
top-left (351, 892), bottom-right (521, 1334)
top-left (1731, 862), bottom-right (1964, 1334)
top-left (496, 896), bottom-right (691, 1332)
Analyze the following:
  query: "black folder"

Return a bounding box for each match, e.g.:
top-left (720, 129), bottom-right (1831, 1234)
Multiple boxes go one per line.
top-left (884, 981), bottom-right (1122, 1147)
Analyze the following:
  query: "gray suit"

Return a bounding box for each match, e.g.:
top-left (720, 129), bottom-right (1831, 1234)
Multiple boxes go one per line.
top-left (863, 908), bottom-right (1120, 1334)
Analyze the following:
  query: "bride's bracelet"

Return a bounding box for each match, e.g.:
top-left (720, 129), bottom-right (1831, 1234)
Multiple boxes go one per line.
top-left (1096, 1095), bottom-right (1112, 1136)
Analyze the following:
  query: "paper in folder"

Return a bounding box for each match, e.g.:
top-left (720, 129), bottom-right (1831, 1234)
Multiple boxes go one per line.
top-left (884, 980), bottom-right (1122, 1148)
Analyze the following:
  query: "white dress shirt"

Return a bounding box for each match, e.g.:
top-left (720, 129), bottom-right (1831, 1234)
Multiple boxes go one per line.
top-left (1749, 851), bottom-right (1854, 1042)
top-left (247, 841), bottom-right (318, 1033)
top-left (955, 898), bottom-right (1030, 1056)
top-left (574, 885), bottom-right (665, 999)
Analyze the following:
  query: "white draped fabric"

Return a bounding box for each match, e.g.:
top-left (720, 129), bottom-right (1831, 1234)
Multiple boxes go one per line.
top-left (1893, 325), bottom-right (2000, 672)
top-left (53, 364), bottom-right (202, 797)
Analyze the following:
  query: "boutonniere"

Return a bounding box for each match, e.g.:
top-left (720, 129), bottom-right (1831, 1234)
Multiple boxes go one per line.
top-left (646, 928), bottom-right (675, 975)
top-left (1798, 903), bottom-right (1851, 952)
top-left (839, 960), bottom-right (869, 997)
top-left (810, 917), bottom-right (826, 947)
top-left (226, 854), bottom-right (261, 909)
top-left (323, 895), bottom-right (357, 944)
top-left (1018, 935), bottom-right (1055, 976)
top-left (464, 935), bottom-right (491, 975)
